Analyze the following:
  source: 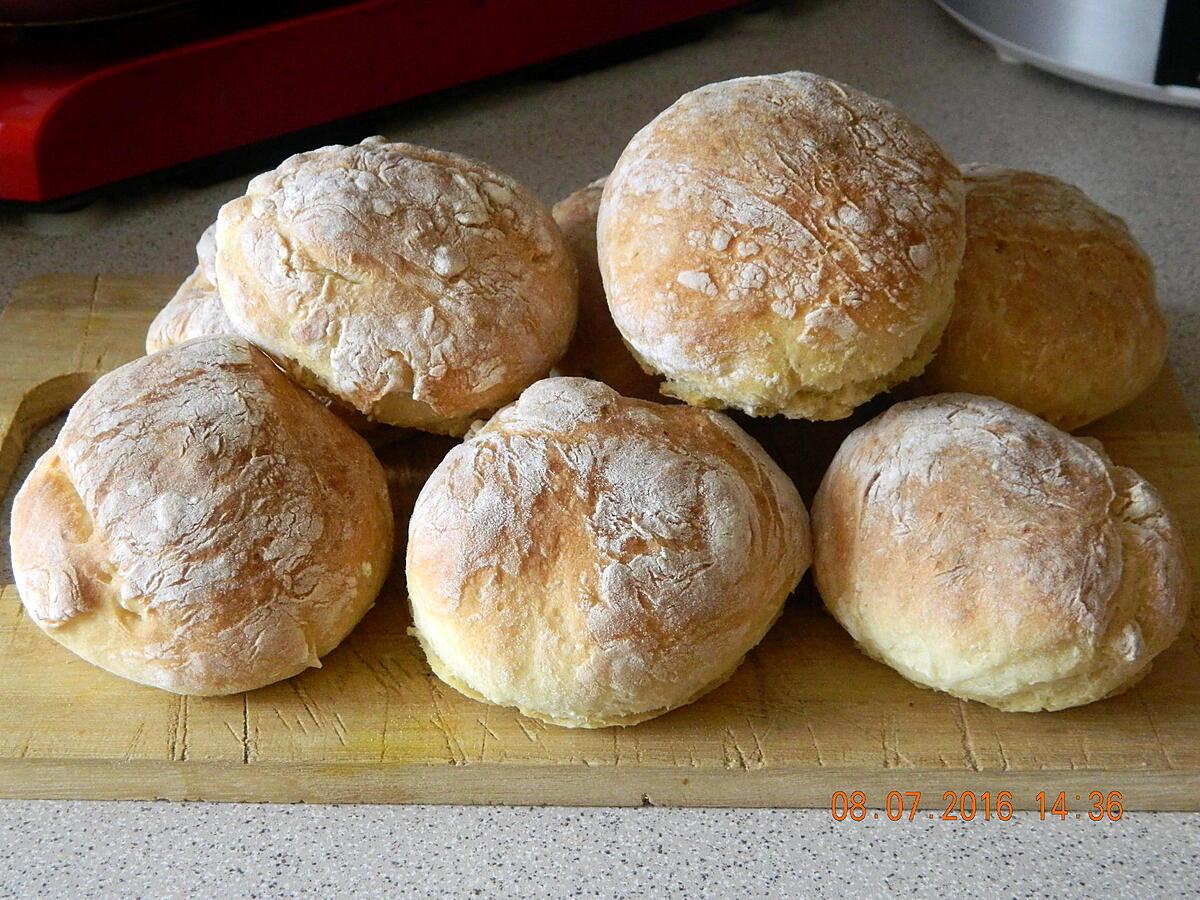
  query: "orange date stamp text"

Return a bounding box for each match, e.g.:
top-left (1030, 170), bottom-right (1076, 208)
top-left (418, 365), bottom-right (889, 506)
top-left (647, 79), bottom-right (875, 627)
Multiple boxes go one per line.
top-left (830, 789), bottom-right (1125, 822)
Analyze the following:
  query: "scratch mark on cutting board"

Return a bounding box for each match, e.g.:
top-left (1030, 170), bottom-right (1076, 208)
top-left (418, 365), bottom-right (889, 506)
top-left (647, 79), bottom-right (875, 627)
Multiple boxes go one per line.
top-left (241, 694), bottom-right (251, 764)
top-left (881, 715), bottom-right (898, 769)
top-left (75, 276), bottom-right (101, 371)
top-left (430, 715), bottom-right (465, 765)
top-left (952, 700), bottom-right (982, 772)
top-left (349, 646), bottom-right (405, 696)
top-left (426, 677), bottom-right (467, 764)
top-left (290, 681), bottom-right (323, 729)
top-left (379, 694), bottom-right (391, 763)
top-left (985, 713), bottom-right (1011, 772)
top-left (331, 712), bottom-right (349, 748)
top-left (995, 736), bottom-right (1012, 772)
top-left (723, 727), bottom-right (750, 771)
top-left (167, 696), bottom-right (180, 761)
top-left (881, 712), bottom-right (912, 769)
top-left (124, 721), bottom-right (147, 761)
top-left (166, 695), bottom-right (190, 761)
top-left (477, 709), bottom-right (499, 761)
top-left (629, 731), bottom-right (645, 764)
top-left (272, 706), bottom-right (295, 734)
top-left (476, 717), bottom-right (500, 744)
top-left (744, 717), bottom-right (768, 768)
top-left (179, 696), bottom-right (189, 762)
top-left (517, 717), bottom-right (544, 750)
top-left (1138, 691), bottom-right (1174, 769)
top-left (797, 699), bottom-right (826, 767)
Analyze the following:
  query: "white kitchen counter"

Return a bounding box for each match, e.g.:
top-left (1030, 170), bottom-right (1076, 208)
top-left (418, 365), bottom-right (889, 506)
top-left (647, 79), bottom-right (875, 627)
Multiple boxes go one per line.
top-left (1, 0), bottom-right (1197, 895)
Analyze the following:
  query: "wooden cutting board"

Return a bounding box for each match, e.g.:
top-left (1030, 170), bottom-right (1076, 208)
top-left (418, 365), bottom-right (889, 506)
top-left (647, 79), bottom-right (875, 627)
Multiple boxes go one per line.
top-left (1, 275), bottom-right (1197, 809)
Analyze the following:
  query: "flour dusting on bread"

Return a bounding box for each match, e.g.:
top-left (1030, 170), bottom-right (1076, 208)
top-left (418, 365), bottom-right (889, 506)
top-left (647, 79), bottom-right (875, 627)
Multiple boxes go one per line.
top-left (407, 377), bottom-right (811, 727)
top-left (216, 137), bottom-right (577, 432)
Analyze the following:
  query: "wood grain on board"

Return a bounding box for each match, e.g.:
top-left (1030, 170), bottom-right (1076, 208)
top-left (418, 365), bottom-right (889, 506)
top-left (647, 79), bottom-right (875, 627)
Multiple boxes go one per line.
top-left (1, 275), bottom-right (1197, 808)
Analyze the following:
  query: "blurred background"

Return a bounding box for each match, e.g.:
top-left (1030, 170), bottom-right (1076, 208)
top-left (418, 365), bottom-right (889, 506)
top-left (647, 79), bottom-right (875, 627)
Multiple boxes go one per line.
top-left (0, 0), bottom-right (754, 207)
top-left (1, 0), bottom-right (1195, 209)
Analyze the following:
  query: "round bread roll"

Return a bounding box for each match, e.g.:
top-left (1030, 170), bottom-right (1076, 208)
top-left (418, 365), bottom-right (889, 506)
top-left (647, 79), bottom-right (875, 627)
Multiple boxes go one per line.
top-left (812, 393), bottom-right (1190, 712)
top-left (919, 165), bottom-right (1167, 430)
top-left (10, 336), bottom-right (394, 695)
top-left (144, 253), bottom-right (381, 436)
top-left (598, 71), bottom-right (965, 420)
top-left (406, 377), bottom-right (811, 727)
top-left (145, 268), bottom-right (233, 355)
top-left (195, 219), bottom-right (218, 284)
top-left (216, 136), bottom-right (578, 435)
top-left (146, 223), bottom-right (235, 354)
top-left (552, 178), bottom-right (662, 401)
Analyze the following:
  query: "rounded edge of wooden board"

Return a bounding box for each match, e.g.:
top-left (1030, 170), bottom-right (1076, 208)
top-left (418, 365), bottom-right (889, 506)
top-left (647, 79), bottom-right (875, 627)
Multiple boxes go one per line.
top-left (0, 759), bottom-right (1195, 810)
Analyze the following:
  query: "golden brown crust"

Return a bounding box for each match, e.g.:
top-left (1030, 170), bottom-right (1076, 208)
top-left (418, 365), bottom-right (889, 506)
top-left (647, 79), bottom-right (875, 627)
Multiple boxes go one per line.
top-left (812, 393), bottom-right (1190, 711)
top-left (920, 165), bottom-right (1167, 430)
top-left (10, 337), bottom-right (394, 695)
top-left (215, 136), bottom-right (578, 434)
top-left (598, 72), bottom-right (965, 420)
top-left (405, 377), bottom-right (811, 727)
top-left (551, 178), bottom-right (664, 401)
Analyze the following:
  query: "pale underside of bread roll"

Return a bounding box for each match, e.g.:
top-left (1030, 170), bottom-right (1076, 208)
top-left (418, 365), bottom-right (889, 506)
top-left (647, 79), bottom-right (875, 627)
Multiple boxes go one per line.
top-left (551, 177), bottom-right (664, 402)
top-left (598, 71), bottom-right (965, 421)
top-left (813, 393), bottom-right (1190, 712)
top-left (9, 336), bottom-right (394, 695)
top-left (919, 165), bottom-right (1167, 431)
top-left (215, 136), bottom-right (578, 435)
top-left (406, 377), bottom-right (811, 727)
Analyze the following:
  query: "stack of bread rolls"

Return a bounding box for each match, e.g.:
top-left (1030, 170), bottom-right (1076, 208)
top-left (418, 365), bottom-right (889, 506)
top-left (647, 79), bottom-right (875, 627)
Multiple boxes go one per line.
top-left (10, 71), bottom-right (1188, 723)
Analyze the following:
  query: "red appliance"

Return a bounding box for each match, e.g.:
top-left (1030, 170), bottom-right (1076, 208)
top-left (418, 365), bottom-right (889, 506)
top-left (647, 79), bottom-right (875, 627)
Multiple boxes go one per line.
top-left (0, 0), bottom-right (748, 205)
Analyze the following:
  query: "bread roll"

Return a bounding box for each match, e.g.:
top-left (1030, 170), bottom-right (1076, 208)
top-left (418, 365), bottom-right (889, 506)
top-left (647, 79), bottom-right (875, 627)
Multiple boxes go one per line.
top-left (9, 336), bottom-right (393, 695)
top-left (919, 165), bottom-right (1167, 429)
top-left (812, 393), bottom-right (1190, 712)
top-left (145, 269), bottom-right (233, 355)
top-left (598, 72), bottom-right (965, 420)
top-left (216, 136), bottom-right (578, 435)
top-left (145, 271), bottom-right (380, 438)
top-left (146, 223), bottom-right (235, 354)
top-left (406, 377), bottom-right (811, 727)
top-left (552, 178), bottom-right (662, 400)
top-left (195, 219), bottom-right (218, 283)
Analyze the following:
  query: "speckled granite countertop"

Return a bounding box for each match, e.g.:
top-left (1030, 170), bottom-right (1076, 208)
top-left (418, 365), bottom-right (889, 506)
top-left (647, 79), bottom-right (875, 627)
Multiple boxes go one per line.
top-left (1, 0), bottom-right (1196, 895)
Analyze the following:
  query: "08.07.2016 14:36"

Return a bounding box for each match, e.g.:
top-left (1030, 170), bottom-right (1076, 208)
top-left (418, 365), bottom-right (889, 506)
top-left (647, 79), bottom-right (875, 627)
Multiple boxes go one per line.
top-left (829, 789), bottom-right (1125, 822)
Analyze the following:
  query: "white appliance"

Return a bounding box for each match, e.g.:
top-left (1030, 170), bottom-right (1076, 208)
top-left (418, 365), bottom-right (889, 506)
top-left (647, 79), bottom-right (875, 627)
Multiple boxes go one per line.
top-left (935, 0), bottom-right (1200, 109)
